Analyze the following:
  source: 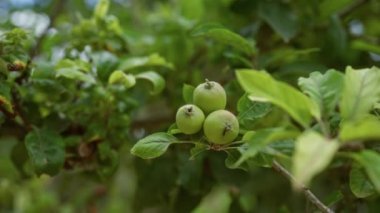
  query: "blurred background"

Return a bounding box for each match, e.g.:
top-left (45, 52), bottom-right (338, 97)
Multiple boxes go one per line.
top-left (1, 0), bottom-right (380, 212)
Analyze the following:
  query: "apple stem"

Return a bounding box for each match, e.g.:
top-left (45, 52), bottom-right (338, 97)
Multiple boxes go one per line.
top-left (205, 79), bottom-right (213, 89)
top-left (185, 106), bottom-right (193, 116)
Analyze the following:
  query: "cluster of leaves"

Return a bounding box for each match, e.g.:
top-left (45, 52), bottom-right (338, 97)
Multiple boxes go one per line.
top-left (0, 1), bottom-right (170, 180)
top-left (1, 0), bottom-right (380, 212)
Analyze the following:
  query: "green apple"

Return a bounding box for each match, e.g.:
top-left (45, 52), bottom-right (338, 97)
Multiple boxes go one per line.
top-left (193, 79), bottom-right (226, 114)
top-left (203, 110), bottom-right (239, 144)
top-left (176, 104), bottom-right (205, 134)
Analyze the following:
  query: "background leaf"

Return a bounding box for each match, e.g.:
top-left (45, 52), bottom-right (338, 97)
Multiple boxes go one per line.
top-left (56, 68), bottom-right (96, 84)
top-left (190, 143), bottom-right (208, 160)
top-left (351, 39), bottom-right (380, 55)
top-left (191, 23), bottom-right (255, 55)
top-left (0, 82), bottom-right (13, 114)
top-left (25, 128), bottom-right (65, 176)
top-left (192, 186), bottom-right (232, 213)
top-left (182, 84), bottom-right (195, 103)
top-left (135, 71), bottom-right (165, 95)
top-left (119, 53), bottom-right (174, 71)
top-left (351, 151), bottom-right (380, 194)
top-left (55, 59), bottom-right (95, 84)
top-left (349, 164), bottom-right (376, 198)
top-left (108, 70), bottom-right (136, 88)
top-left (319, 0), bottom-right (354, 18)
top-left (94, 0), bottom-right (109, 20)
top-left (258, 1), bottom-right (298, 42)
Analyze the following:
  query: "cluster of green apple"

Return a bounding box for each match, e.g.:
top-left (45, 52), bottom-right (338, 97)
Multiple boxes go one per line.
top-left (175, 80), bottom-right (239, 145)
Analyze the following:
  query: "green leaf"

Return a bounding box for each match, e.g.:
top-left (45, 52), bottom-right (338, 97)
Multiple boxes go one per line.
top-left (177, 152), bottom-right (203, 192)
top-left (180, 0), bottom-right (204, 20)
top-left (97, 143), bottom-right (119, 179)
top-left (260, 48), bottom-right (320, 68)
top-left (0, 58), bottom-right (7, 74)
top-left (3, 28), bottom-right (28, 45)
top-left (233, 128), bottom-right (299, 168)
top-left (351, 151), bottom-right (380, 194)
top-left (167, 123), bottom-right (183, 135)
top-left (292, 131), bottom-right (339, 186)
top-left (349, 164), bottom-right (376, 198)
top-left (105, 15), bottom-right (123, 35)
top-left (225, 149), bottom-right (250, 171)
top-left (190, 143), bottom-right (208, 160)
top-left (56, 59), bottom-right (91, 72)
top-left (0, 82), bottom-right (13, 114)
top-left (94, 0), bottom-right (109, 20)
top-left (340, 66), bottom-right (380, 121)
top-left (340, 116), bottom-right (380, 142)
top-left (236, 69), bottom-right (320, 128)
top-left (237, 94), bottom-right (272, 129)
top-left (56, 68), bottom-right (96, 84)
top-left (351, 39), bottom-right (380, 55)
top-left (298, 70), bottom-right (344, 117)
top-left (258, 1), bottom-right (297, 42)
top-left (131, 133), bottom-right (178, 159)
top-left (119, 53), bottom-right (174, 71)
top-left (108, 70), bottom-right (136, 88)
top-left (374, 102), bottom-right (380, 110)
top-left (319, 0), bottom-right (354, 18)
top-left (55, 59), bottom-right (95, 84)
top-left (191, 23), bottom-right (255, 55)
top-left (224, 51), bottom-right (254, 68)
top-left (25, 128), bottom-right (65, 176)
top-left (11, 140), bottom-right (29, 177)
top-left (324, 190), bottom-right (344, 207)
top-left (182, 84), bottom-right (195, 103)
top-left (135, 71), bottom-right (165, 95)
top-left (192, 186), bottom-right (232, 213)
top-left (325, 16), bottom-right (347, 57)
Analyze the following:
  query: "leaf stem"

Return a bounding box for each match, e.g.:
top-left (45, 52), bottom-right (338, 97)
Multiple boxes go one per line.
top-left (173, 141), bottom-right (202, 145)
top-left (272, 160), bottom-right (334, 213)
top-left (228, 140), bottom-right (247, 145)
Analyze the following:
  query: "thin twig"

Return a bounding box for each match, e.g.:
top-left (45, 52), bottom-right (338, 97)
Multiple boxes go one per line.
top-left (29, 0), bottom-right (66, 59)
top-left (339, 0), bottom-right (369, 18)
top-left (272, 160), bottom-right (334, 213)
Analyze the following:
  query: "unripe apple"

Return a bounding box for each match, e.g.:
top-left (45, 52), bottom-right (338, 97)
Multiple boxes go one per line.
top-left (176, 104), bottom-right (205, 134)
top-left (203, 110), bottom-right (239, 144)
top-left (193, 79), bottom-right (226, 114)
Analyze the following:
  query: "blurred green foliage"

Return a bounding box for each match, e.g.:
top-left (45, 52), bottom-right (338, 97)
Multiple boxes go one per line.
top-left (1, 0), bottom-right (380, 212)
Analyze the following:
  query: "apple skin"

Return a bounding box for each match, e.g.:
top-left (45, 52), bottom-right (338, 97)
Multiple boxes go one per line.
top-left (193, 80), bottom-right (226, 114)
top-left (176, 104), bottom-right (205, 134)
top-left (203, 110), bottom-right (239, 144)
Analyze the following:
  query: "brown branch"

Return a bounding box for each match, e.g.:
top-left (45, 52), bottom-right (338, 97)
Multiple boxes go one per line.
top-left (272, 160), bottom-right (334, 213)
top-left (11, 89), bottom-right (32, 130)
top-left (29, 0), bottom-right (66, 59)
